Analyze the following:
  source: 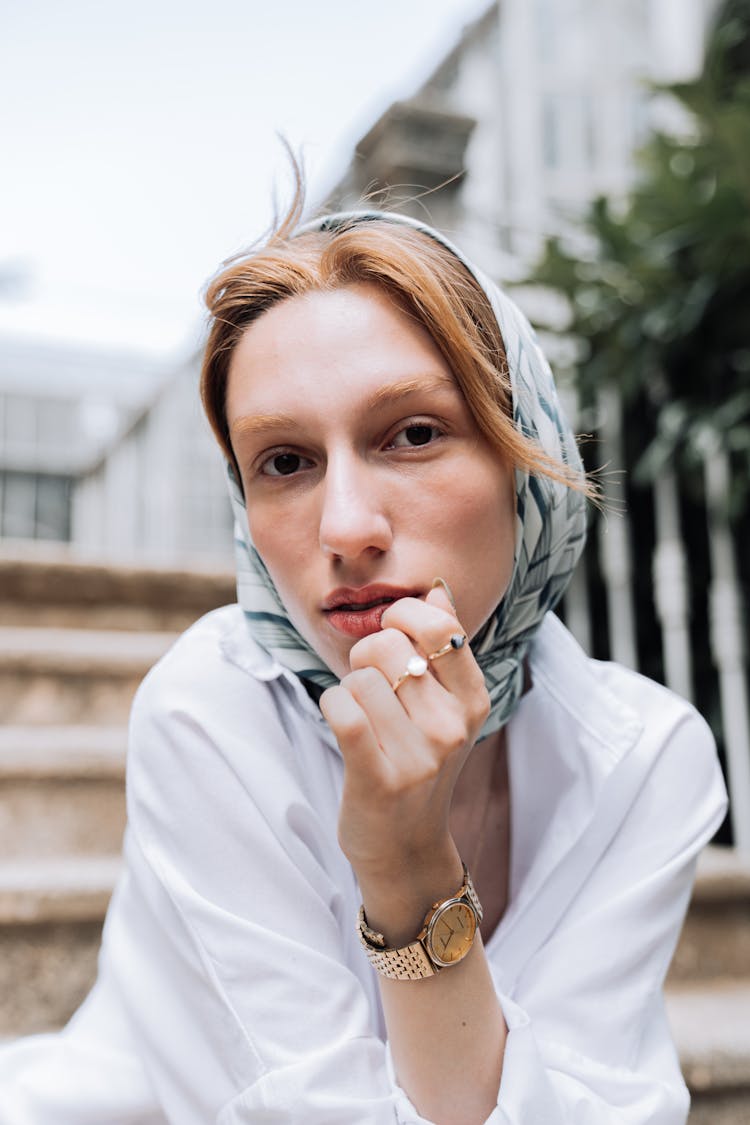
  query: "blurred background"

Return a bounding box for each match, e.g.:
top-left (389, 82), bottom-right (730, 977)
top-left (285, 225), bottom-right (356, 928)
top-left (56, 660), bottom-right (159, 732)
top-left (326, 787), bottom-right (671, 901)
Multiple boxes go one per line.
top-left (1, 1), bottom-right (749, 1119)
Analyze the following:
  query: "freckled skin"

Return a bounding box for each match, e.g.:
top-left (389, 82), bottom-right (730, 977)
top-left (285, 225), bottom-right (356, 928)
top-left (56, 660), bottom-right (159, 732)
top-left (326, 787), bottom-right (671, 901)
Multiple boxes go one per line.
top-left (226, 282), bottom-right (516, 678)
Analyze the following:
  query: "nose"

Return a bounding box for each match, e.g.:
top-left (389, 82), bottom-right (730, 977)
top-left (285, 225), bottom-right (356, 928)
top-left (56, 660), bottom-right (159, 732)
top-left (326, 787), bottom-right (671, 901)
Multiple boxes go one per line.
top-left (318, 452), bottom-right (393, 560)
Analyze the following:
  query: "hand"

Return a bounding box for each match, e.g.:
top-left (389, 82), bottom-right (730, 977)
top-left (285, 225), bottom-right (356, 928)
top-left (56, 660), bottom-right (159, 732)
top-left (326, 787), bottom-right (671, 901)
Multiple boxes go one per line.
top-left (320, 582), bottom-right (490, 914)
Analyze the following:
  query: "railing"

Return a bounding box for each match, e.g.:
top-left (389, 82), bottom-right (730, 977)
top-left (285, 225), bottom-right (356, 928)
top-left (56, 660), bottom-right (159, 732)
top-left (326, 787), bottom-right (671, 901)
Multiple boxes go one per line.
top-left (560, 389), bottom-right (750, 852)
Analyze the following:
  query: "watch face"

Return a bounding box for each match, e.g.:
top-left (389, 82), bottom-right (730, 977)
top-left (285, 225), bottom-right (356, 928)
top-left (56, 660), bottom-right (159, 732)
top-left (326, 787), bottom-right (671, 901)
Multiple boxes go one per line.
top-left (427, 900), bottom-right (477, 968)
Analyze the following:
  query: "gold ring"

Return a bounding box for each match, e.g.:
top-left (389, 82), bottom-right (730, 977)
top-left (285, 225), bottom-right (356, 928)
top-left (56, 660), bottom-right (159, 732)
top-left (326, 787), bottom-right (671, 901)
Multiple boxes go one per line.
top-left (426, 633), bottom-right (467, 662)
top-left (391, 654), bottom-right (429, 693)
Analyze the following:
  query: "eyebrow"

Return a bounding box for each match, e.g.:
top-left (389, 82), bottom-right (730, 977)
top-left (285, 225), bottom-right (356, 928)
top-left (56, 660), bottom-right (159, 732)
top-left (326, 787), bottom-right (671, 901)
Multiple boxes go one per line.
top-left (232, 413), bottom-right (303, 441)
top-left (366, 374), bottom-right (455, 410)
top-left (231, 374), bottom-right (456, 440)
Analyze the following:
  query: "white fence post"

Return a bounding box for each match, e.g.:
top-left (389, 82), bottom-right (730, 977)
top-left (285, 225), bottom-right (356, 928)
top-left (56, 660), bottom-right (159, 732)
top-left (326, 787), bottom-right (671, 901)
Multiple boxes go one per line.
top-left (652, 471), bottom-right (693, 701)
top-left (597, 389), bottom-right (638, 669)
top-left (704, 445), bottom-right (750, 853)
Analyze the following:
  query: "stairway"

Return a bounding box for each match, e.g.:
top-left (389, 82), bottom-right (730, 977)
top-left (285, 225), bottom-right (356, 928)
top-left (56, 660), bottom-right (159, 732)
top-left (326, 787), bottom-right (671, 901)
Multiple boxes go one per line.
top-left (0, 546), bottom-right (234, 1037)
top-left (1, 547), bottom-right (748, 1121)
top-left (666, 846), bottom-right (750, 1122)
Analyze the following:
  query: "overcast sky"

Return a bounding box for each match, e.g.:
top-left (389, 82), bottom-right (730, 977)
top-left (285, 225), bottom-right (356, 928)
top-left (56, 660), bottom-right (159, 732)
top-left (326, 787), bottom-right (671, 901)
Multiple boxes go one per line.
top-left (0, 0), bottom-right (492, 358)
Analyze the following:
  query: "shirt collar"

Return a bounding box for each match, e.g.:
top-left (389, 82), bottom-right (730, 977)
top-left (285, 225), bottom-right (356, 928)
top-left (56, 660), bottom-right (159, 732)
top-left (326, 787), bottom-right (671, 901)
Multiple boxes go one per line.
top-left (529, 613), bottom-right (644, 765)
top-left (220, 606), bottom-right (335, 733)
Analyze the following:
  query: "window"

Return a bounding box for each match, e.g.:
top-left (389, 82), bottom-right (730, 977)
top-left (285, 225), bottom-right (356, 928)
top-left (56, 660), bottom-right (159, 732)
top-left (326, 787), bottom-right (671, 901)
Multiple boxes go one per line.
top-left (0, 471), bottom-right (72, 541)
top-left (541, 90), bottom-right (599, 173)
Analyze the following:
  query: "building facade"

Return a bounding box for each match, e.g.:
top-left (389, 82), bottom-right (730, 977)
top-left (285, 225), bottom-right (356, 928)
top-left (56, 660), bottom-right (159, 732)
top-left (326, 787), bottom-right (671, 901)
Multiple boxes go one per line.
top-left (0, 336), bottom-right (160, 547)
top-left (334, 0), bottom-right (719, 274)
top-left (72, 356), bottom-right (234, 565)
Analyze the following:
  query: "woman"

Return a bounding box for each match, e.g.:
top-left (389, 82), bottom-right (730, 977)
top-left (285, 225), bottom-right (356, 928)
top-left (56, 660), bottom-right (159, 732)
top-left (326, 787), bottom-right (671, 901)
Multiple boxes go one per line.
top-left (0, 200), bottom-right (727, 1124)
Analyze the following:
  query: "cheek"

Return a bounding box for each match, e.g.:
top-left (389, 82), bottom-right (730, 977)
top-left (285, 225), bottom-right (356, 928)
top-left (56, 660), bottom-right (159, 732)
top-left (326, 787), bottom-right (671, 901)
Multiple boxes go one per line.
top-left (246, 502), bottom-right (336, 665)
top-left (429, 468), bottom-right (516, 611)
top-left (246, 507), bottom-right (310, 604)
top-left (419, 469), bottom-right (514, 553)
top-left (247, 484), bottom-right (316, 557)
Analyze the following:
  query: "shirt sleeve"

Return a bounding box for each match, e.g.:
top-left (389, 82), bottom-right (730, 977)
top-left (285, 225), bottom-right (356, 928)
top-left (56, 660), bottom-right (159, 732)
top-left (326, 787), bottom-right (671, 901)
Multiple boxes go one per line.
top-left (0, 933), bottom-right (164, 1124)
top-left (483, 705), bottom-right (727, 1124)
top-left (108, 648), bottom-right (438, 1125)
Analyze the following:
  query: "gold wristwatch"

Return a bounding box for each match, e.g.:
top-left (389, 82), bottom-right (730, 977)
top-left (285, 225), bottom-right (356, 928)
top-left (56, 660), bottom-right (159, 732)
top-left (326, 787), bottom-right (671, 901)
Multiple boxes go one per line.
top-left (357, 864), bottom-right (483, 980)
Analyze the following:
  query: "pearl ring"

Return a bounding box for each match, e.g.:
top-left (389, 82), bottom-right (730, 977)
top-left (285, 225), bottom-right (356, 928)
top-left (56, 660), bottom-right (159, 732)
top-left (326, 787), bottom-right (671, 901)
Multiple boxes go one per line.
top-left (390, 634), bottom-right (466, 694)
top-left (391, 655), bottom-right (429, 694)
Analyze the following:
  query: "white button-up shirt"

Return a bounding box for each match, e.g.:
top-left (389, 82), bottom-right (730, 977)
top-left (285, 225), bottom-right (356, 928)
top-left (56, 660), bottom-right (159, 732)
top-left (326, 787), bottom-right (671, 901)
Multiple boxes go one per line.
top-left (0, 606), bottom-right (727, 1123)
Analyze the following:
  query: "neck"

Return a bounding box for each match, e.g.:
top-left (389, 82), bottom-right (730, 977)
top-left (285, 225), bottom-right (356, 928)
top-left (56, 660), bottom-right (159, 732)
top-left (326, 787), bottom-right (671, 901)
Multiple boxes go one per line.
top-left (450, 729), bottom-right (506, 863)
top-left (450, 728), bottom-right (511, 940)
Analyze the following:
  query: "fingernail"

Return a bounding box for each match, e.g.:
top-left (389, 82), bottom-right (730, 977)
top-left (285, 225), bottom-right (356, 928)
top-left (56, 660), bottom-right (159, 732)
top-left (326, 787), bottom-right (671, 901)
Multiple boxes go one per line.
top-left (431, 576), bottom-right (457, 611)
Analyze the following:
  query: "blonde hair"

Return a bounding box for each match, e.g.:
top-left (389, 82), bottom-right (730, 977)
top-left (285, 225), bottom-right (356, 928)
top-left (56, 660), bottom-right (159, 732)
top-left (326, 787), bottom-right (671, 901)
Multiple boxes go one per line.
top-left (201, 185), bottom-right (590, 496)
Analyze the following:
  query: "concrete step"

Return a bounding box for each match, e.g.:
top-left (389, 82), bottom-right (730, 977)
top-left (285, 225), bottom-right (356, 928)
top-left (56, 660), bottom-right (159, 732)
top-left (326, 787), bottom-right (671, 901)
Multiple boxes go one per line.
top-left (0, 545), bottom-right (234, 632)
top-left (670, 846), bottom-right (750, 985)
top-left (0, 856), bottom-right (118, 1036)
top-left (0, 626), bottom-right (176, 724)
top-left (0, 856), bottom-right (119, 925)
top-left (689, 1096), bottom-right (750, 1125)
top-left (667, 982), bottom-right (750, 1123)
top-left (0, 726), bottom-right (127, 857)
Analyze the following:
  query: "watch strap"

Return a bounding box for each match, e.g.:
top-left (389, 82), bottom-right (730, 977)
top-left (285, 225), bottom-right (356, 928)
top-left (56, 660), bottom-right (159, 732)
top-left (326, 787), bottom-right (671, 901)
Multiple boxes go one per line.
top-left (463, 868), bottom-right (483, 923)
top-left (359, 934), bottom-right (437, 980)
top-left (357, 864), bottom-right (481, 980)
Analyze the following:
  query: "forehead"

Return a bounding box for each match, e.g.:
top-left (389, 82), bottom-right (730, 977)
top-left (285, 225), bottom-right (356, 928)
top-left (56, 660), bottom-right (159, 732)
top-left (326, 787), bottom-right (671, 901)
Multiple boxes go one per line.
top-left (225, 283), bottom-right (456, 418)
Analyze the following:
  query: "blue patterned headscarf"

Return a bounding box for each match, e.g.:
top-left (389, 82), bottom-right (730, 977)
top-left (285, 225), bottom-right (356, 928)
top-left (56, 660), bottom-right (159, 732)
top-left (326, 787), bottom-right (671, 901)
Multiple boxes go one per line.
top-left (226, 211), bottom-right (587, 738)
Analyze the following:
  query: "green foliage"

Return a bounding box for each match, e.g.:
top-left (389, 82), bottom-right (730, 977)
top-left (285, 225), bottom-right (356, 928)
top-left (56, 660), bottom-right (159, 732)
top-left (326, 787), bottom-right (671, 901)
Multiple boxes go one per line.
top-left (531, 0), bottom-right (750, 513)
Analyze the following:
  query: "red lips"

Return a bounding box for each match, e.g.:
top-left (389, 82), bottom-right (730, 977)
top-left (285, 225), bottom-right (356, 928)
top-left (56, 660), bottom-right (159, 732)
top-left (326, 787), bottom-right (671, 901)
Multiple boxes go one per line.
top-left (322, 584), bottom-right (421, 611)
top-left (322, 584), bottom-right (422, 639)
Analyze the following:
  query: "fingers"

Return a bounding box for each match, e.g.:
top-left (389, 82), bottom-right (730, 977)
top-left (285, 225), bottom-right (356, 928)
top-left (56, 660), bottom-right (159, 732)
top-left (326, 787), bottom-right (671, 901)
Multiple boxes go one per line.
top-left (349, 626), bottom-right (439, 704)
top-left (320, 682), bottom-right (391, 780)
top-left (348, 623), bottom-right (487, 750)
top-left (383, 592), bottom-right (460, 654)
top-left (326, 581), bottom-right (489, 774)
top-left (426, 578), bottom-right (458, 616)
top-left (346, 630), bottom-right (446, 739)
top-left (322, 669), bottom-right (441, 786)
top-left (321, 675), bottom-right (458, 873)
top-left (322, 585), bottom-right (489, 874)
top-left (378, 593), bottom-right (485, 707)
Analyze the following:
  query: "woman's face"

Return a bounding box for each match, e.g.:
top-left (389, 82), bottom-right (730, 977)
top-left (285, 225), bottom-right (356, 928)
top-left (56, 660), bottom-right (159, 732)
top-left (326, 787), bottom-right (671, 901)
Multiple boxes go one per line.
top-left (226, 282), bottom-right (516, 679)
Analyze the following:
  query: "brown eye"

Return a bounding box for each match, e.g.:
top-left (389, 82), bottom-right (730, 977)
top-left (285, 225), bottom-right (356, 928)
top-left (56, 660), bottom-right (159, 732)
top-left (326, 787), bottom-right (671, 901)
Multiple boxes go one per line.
top-left (261, 451), bottom-right (313, 477)
top-left (391, 424), bottom-right (441, 448)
